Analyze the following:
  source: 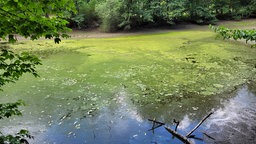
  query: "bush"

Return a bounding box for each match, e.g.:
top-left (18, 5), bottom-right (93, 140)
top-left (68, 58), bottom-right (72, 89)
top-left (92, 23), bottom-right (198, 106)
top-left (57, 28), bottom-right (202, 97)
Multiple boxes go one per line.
top-left (68, 0), bottom-right (99, 29)
top-left (210, 25), bottom-right (256, 47)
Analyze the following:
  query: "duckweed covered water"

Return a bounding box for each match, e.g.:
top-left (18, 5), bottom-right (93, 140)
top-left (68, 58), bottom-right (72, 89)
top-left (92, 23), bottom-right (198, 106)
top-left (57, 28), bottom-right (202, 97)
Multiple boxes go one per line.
top-left (1, 29), bottom-right (256, 143)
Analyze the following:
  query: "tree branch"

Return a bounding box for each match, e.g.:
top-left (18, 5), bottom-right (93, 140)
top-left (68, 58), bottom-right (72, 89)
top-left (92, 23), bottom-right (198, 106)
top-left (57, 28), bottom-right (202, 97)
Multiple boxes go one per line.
top-left (148, 118), bottom-right (165, 133)
top-left (165, 126), bottom-right (193, 144)
top-left (186, 111), bottom-right (214, 137)
top-left (148, 118), bottom-right (165, 125)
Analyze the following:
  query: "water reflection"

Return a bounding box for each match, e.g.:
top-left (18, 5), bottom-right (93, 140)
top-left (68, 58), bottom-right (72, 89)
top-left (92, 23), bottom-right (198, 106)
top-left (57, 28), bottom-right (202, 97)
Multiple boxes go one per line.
top-left (34, 89), bottom-right (149, 144)
top-left (205, 85), bottom-right (256, 144)
top-left (33, 84), bottom-right (256, 143)
top-left (1, 83), bottom-right (256, 144)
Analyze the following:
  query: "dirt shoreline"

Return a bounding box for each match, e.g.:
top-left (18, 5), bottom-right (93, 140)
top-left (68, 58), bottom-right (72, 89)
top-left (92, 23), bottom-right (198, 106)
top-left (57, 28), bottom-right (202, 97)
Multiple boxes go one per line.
top-left (11, 18), bottom-right (256, 41)
top-left (67, 18), bottom-right (256, 39)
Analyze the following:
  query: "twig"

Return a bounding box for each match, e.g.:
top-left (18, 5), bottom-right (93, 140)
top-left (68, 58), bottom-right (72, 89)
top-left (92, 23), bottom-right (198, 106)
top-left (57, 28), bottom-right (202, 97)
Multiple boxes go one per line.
top-left (186, 111), bottom-right (214, 137)
top-left (152, 118), bottom-right (156, 133)
top-left (187, 135), bottom-right (204, 141)
top-left (203, 132), bottom-right (215, 140)
top-left (172, 119), bottom-right (180, 139)
top-left (148, 119), bottom-right (165, 125)
top-left (173, 119), bottom-right (180, 131)
top-left (165, 126), bottom-right (193, 144)
top-left (93, 130), bottom-right (96, 139)
top-left (148, 125), bottom-right (164, 132)
top-left (148, 118), bottom-right (165, 132)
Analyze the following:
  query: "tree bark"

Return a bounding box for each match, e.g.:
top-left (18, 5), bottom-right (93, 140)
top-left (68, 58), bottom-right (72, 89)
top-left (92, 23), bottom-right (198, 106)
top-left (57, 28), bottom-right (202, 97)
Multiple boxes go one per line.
top-left (165, 126), bottom-right (193, 144)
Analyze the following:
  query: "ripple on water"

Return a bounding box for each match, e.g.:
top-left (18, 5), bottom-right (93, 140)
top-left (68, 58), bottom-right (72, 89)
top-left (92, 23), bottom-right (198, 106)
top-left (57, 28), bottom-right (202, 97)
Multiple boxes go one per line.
top-left (205, 86), bottom-right (256, 144)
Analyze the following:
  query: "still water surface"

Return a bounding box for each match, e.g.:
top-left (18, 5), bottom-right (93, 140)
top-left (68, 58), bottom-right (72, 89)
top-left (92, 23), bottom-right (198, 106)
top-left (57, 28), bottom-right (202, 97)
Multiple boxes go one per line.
top-left (0, 53), bottom-right (256, 144)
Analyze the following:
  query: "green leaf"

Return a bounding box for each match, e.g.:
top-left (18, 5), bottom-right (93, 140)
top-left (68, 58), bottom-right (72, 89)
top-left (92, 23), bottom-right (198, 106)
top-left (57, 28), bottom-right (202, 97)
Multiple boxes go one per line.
top-left (54, 37), bottom-right (61, 44)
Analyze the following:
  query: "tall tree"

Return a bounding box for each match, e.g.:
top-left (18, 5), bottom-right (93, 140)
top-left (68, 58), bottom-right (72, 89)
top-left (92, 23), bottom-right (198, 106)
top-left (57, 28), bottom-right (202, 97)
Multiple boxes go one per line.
top-left (119, 0), bottom-right (153, 29)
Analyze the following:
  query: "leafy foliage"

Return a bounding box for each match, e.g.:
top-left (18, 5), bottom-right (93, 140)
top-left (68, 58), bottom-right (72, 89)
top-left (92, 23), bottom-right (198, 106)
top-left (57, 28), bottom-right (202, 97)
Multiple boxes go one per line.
top-left (0, 0), bottom-right (75, 143)
top-left (0, 48), bottom-right (41, 143)
top-left (213, 0), bottom-right (256, 20)
top-left (210, 25), bottom-right (256, 47)
top-left (95, 0), bottom-right (123, 32)
top-left (69, 0), bottom-right (256, 31)
top-left (0, 129), bottom-right (33, 144)
top-left (0, 0), bottom-right (75, 43)
top-left (66, 0), bottom-right (99, 29)
top-left (161, 0), bottom-right (187, 23)
top-left (0, 100), bottom-right (24, 119)
top-left (0, 49), bottom-right (42, 89)
top-left (186, 0), bottom-right (217, 24)
top-left (119, 0), bottom-right (153, 30)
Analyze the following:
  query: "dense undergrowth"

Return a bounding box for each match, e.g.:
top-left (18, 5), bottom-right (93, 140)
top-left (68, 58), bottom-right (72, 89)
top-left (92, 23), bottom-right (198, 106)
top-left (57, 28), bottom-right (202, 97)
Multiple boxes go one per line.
top-left (69, 0), bottom-right (256, 32)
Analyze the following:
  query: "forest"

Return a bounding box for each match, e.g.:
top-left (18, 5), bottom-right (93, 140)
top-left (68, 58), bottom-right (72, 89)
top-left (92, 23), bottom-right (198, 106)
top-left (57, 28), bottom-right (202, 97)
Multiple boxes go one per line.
top-left (1, 0), bottom-right (256, 144)
top-left (67, 0), bottom-right (256, 31)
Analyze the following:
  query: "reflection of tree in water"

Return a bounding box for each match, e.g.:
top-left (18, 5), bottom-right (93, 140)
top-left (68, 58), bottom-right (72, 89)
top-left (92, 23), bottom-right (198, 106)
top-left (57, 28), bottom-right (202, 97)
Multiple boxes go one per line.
top-left (247, 81), bottom-right (256, 95)
top-left (134, 87), bottom-right (239, 123)
top-left (205, 85), bottom-right (256, 144)
top-left (143, 84), bottom-right (256, 143)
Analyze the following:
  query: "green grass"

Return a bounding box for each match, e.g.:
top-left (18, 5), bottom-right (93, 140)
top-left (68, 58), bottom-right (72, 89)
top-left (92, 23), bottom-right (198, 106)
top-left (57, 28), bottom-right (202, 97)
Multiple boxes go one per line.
top-left (218, 19), bottom-right (256, 29)
top-left (9, 28), bottom-right (256, 104)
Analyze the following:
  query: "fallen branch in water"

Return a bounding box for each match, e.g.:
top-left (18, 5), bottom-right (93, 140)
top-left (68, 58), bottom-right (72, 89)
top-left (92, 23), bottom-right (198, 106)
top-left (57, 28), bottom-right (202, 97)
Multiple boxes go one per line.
top-left (203, 132), bottom-right (215, 140)
top-left (186, 111), bottom-right (214, 137)
top-left (165, 126), bottom-right (193, 144)
top-left (148, 118), bottom-right (165, 125)
top-left (173, 119), bottom-right (180, 132)
top-left (148, 118), bottom-right (165, 133)
top-left (149, 111), bottom-right (214, 144)
top-left (172, 119), bottom-right (180, 139)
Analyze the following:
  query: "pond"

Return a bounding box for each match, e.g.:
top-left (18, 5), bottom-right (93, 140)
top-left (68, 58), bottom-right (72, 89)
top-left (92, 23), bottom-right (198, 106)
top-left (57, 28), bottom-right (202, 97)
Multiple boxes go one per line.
top-left (1, 50), bottom-right (256, 144)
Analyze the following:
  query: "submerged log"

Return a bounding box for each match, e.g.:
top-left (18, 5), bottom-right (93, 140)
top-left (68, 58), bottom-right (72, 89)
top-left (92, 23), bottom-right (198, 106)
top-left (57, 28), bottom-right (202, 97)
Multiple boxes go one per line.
top-left (165, 126), bottom-right (193, 144)
top-left (150, 111), bottom-right (214, 144)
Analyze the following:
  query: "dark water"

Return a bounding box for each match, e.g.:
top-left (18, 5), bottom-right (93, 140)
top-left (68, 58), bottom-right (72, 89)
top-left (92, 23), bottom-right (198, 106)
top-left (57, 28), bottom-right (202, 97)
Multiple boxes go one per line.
top-left (1, 84), bottom-right (256, 144)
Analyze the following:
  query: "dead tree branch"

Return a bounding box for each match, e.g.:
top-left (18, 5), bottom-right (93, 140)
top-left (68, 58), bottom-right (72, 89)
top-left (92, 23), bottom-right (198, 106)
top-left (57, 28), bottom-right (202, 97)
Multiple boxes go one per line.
top-left (173, 119), bottom-right (180, 131)
top-left (148, 118), bottom-right (165, 125)
top-left (149, 111), bottom-right (214, 144)
top-left (203, 132), bottom-right (215, 140)
top-left (148, 118), bottom-right (165, 132)
top-left (165, 126), bottom-right (193, 144)
top-left (186, 111), bottom-right (214, 137)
